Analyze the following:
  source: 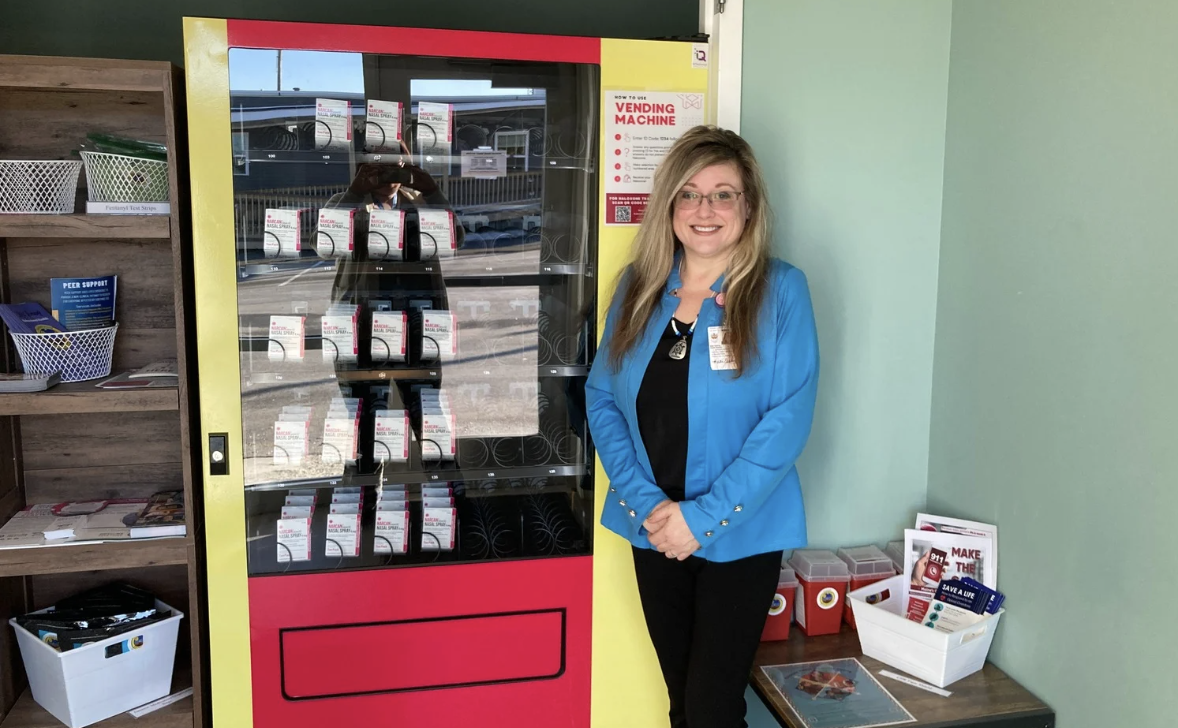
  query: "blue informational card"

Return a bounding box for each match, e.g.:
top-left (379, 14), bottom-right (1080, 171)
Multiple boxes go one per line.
top-left (50, 275), bottom-right (117, 330)
top-left (761, 658), bottom-right (916, 728)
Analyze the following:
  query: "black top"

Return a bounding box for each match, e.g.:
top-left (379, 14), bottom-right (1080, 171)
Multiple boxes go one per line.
top-left (636, 317), bottom-right (693, 503)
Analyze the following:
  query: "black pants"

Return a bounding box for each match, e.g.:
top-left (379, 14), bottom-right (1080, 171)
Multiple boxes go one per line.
top-left (632, 546), bottom-right (783, 728)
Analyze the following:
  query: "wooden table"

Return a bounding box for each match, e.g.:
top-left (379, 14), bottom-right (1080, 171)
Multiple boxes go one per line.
top-left (751, 628), bottom-right (1055, 728)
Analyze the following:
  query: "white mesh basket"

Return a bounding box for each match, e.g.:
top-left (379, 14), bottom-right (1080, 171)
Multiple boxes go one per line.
top-left (80, 151), bottom-right (169, 202)
top-left (10, 324), bottom-right (118, 382)
top-left (0, 160), bottom-right (83, 214)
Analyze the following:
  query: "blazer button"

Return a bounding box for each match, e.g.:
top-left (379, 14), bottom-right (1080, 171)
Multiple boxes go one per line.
top-left (628, 509), bottom-right (637, 517)
top-left (610, 487), bottom-right (617, 493)
top-left (734, 505), bottom-right (743, 512)
top-left (705, 531), bottom-right (714, 537)
top-left (619, 499), bottom-right (627, 506)
top-left (720, 520), bottom-right (729, 526)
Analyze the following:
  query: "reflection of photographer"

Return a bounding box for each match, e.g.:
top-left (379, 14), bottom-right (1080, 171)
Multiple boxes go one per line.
top-left (323, 151), bottom-right (460, 321)
top-left (321, 151), bottom-right (465, 257)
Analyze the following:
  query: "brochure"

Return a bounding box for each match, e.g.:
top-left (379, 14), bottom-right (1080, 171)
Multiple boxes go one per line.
top-left (50, 275), bottom-right (117, 330)
top-left (915, 512), bottom-right (998, 584)
top-left (0, 302), bottom-right (65, 334)
top-left (128, 490), bottom-right (185, 538)
top-left (902, 529), bottom-right (994, 624)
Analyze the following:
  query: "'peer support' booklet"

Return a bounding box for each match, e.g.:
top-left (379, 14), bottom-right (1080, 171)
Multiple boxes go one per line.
top-left (50, 275), bottom-right (117, 330)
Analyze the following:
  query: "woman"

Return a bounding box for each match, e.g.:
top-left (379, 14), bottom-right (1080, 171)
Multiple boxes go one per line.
top-left (586, 126), bottom-right (819, 728)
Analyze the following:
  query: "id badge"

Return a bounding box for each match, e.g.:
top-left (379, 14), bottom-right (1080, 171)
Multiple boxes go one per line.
top-left (707, 326), bottom-right (737, 371)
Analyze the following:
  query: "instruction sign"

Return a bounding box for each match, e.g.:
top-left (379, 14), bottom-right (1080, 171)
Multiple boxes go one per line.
top-left (604, 90), bottom-right (705, 226)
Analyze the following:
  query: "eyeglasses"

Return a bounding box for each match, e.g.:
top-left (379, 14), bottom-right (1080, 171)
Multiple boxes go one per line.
top-left (675, 189), bottom-right (745, 211)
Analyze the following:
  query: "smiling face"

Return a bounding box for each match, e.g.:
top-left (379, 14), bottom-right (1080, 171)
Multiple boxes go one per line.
top-left (672, 161), bottom-right (748, 264)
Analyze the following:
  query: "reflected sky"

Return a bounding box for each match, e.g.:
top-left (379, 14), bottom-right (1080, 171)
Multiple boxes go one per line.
top-left (229, 48), bottom-right (537, 98)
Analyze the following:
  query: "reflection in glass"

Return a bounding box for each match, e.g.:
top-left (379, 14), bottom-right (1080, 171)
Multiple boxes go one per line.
top-left (229, 48), bottom-right (599, 575)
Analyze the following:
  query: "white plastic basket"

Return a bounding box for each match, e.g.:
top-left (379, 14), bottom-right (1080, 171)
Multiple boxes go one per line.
top-left (80, 151), bottom-right (169, 202)
top-left (10, 599), bottom-right (183, 728)
top-left (10, 324), bottom-right (118, 382)
top-left (0, 160), bottom-right (83, 214)
top-left (849, 575), bottom-right (1003, 688)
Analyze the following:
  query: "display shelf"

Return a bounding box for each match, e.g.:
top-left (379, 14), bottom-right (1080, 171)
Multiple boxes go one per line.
top-left (0, 537), bottom-right (189, 578)
top-left (247, 541), bottom-right (589, 577)
top-left (333, 365), bottom-right (587, 382)
top-left (0, 52), bottom-right (205, 728)
top-left (239, 339), bottom-right (587, 371)
top-left (237, 258), bottom-right (587, 281)
top-left (0, 215), bottom-right (170, 240)
top-left (244, 462), bottom-right (587, 492)
top-left (0, 56), bottom-right (167, 93)
top-left (0, 382), bottom-right (179, 417)
top-left (246, 487), bottom-right (589, 576)
top-left (241, 150), bottom-right (404, 164)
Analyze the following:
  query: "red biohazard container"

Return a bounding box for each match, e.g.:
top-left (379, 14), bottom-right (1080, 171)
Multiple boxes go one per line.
top-left (760, 565), bottom-right (798, 642)
top-left (837, 545), bottom-right (898, 630)
top-left (787, 550), bottom-right (851, 637)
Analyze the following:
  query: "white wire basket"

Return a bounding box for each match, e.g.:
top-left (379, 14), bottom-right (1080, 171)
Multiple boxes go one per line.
top-left (0, 160), bottom-right (83, 214)
top-left (80, 151), bottom-right (169, 202)
top-left (10, 324), bottom-right (118, 382)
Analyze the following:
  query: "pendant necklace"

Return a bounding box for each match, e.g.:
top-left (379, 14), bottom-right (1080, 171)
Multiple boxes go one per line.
top-left (668, 318), bottom-right (696, 360)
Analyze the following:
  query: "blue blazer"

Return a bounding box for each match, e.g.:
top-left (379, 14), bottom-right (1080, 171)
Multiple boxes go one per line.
top-left (586, 258), bottom-right (819, 562)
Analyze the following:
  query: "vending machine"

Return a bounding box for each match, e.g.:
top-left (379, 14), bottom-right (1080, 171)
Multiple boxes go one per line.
top-left (183, 17), bottom-right (708, 727)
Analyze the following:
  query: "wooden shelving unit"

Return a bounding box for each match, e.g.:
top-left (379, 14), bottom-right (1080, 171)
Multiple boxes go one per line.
top-left (0, 381), bottom-right (179, 416)
top-left (0, 538), bottom-right (189, 578)
top-left (0, 215), bottom-right (171, 240)
top-left (0, 55), bottom-right (204, 728)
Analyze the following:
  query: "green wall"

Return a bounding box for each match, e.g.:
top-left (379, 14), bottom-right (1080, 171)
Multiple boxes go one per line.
top-left (929, 1), bottom-right (1178, 726)
top-left (745, 1), bottom-right (1177, 725)
top-left (742, 0), bottom-right (952, 547)
top-left (0, 0), bottom-right (696, 67)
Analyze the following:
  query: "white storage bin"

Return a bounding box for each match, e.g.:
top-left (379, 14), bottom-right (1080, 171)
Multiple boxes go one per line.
top-left (9, 599), bottom-right (184, 728)
top-left (848, 575), bottom-right (1002, 688)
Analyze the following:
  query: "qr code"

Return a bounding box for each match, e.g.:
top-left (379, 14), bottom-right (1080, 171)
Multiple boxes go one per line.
top-left (615, 206), bottom-right (632, 223)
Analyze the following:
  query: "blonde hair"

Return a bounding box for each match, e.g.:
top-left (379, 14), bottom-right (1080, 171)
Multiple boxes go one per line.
top-left (607, 125), bottom-right (771, 374)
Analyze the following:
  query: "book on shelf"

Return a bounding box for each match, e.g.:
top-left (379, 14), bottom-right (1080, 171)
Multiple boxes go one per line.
top-left (0, 371), bottom-right (61, 393)
top-left (0, 496), bottom-right (185, 549)
top-left (127, 490), bottom-right (186, 538)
